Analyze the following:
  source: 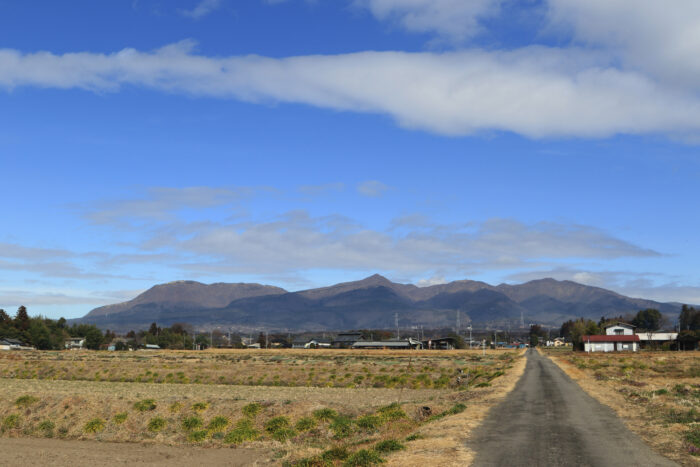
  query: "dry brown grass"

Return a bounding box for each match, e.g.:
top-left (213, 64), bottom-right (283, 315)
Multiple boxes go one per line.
top-left (386, 348), bottom-right (527, 467)
top-left (545, 349), bottom-right (700, 466)
top-left (0, 348), bottom-right (524, 465)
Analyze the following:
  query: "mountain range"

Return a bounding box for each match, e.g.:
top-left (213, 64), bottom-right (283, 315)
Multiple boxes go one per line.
top-left (74, 274), bottom-right (683, 332)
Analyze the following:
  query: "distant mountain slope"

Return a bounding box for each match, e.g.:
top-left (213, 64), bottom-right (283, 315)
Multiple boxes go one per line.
top-left (75, 275), bottom-right (683, 331)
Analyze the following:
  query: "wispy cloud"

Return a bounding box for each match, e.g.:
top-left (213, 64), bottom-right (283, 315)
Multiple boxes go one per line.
top-left (357, 180), bottom-right (390, 197)
top-left (179, 0), bottom-right (222, 19)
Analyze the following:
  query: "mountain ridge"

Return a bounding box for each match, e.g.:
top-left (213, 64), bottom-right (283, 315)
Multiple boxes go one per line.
top-left (76, 274), bottom-right (683, 331)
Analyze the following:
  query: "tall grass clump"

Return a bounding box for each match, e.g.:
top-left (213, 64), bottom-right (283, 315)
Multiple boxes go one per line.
top-left (374, 439), bottom-right (405, 453)
top-left (329, 415), bottom-right (354, 439)
top-left (295, 417), bottom-right (317, 432)
top-left (112, 412), bottom-right (128, 424)
top-left (377, 403), bottom-right (406, 421)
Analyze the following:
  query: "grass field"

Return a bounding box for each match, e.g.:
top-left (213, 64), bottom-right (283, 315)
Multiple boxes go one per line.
top-left (0, 349), bottom-right (523, 466)
top-left (545, 348), bottom-right (700, 465)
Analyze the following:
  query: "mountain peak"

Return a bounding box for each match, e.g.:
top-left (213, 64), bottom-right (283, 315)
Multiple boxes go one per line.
top-left (360, 273), bottom-right (391, 284)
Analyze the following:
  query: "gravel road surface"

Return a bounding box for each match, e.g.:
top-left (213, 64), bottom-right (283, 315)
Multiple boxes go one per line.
top-left (469, 349), bottom-right (677, 466)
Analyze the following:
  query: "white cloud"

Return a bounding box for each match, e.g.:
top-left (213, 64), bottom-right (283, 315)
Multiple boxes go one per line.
top-left (416, 275), bottom-right (448, 287)
top-left (357, 180), bottom-right (389, 197)
top-left (355, 0), bottom-right (502, 42)
top-left (179, 0), bottom-right (222, 19)
top-left (2, 41), bottom-right (700, 139)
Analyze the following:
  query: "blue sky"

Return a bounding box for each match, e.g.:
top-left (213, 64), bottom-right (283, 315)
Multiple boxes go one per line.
top-left (1, 0), bottom-right (700, 319)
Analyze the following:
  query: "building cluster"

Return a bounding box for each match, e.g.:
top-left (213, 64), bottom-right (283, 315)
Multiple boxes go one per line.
top-left (582, 323), bottom-right (678, 353)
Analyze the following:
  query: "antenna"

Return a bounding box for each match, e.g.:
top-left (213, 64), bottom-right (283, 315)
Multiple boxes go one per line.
top-left (395, 312), bottom-right (400, 339)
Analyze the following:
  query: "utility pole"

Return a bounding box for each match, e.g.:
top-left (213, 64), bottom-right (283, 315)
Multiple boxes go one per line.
top-left (395, 313), bottom-right (400, 340)
top-left (456, 310), bottom-right (460, 334)
top-left (265, 331), bottom-right (269, 349)
top-left (468, 325), bottom-right (472, 349)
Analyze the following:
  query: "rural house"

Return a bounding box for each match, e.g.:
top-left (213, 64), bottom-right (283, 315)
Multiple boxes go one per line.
top-left (64, 337), bottom-right (86, 350)
top-left (332, 332), bottom-right (364, 348)
top-left (0, 337), bottom-right (25, 350)
top-left (352, 338), bottom-right (423, 350)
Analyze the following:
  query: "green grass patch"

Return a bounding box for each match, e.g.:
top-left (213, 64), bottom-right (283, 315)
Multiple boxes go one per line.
top-left (330, 415), bottom-right (354, 439)
top-left (2, 414), bottom-right (20, 430)
top-left (15, 395), bottom-right (39, 407)
top-left (355, 415), bottom-right (382, 430)
top-left (224, 419), bottom-right (260, 444)
top-left (321, 446), bottom-right (350, 461)
top-left (134, 399), bottom-right (157, 412)
top-left (265, 416), bottom-right (291, 433)
top-left (313, 408), bottom-right (337, 421)
top-left (182, 416), bottom-right (203, 431)
top-left (83, 418), bottom-right (106, 433)
top-left (376, 403), bottom-right (406, 421)
top-left (242, 402), bottom-right (262, 418)
top-left (188, 430), bottom-right (207, 442)
top-left (147, 417), bottom-right (167, 432)
top-left (295, 416), bottom-right (317, 432)
top-left (192, 402), bottom-right (209, 412)
top-left (374, 439), bottom-right (405, 453)
top-left (342, 449), bottom-right (385, 466)
top-left (112, 412), bottom-right (128, 424)
top-left (207, 416), bottom-right (230, 432)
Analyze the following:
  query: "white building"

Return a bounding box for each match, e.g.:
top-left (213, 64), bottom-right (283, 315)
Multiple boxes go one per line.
top-left (583, 324), bottom-right (640, 352)
top-left (65, 337), bottom-right (86, 349)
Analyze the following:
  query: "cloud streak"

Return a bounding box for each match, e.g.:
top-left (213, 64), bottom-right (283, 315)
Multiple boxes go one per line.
top-left (2, 40), bottom-right (700, 139)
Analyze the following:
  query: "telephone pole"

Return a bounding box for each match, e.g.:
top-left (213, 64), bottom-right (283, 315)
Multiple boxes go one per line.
top-left (394, 313), bottom-right (400, 339)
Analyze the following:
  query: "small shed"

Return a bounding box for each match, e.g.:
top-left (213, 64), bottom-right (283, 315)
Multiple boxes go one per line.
top-left (583, 334), bottom-right (640, 352)
top-left (422, 337), bottom-right (457, 350)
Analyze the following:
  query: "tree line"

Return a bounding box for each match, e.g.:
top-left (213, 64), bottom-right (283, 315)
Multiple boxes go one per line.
top-left (0, 306), bottom-right (104, 350)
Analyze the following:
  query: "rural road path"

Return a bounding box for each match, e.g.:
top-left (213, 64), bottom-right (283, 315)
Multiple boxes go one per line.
top-left (469, 349), bottom-right (678, 466)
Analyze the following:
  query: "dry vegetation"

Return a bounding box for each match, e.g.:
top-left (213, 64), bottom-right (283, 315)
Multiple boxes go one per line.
top-left (0, 349), bottom-right (523, 466)
top-left (545, 348), bottom-right (700, 465)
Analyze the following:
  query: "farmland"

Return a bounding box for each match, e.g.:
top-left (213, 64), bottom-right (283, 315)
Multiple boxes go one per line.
top-left (545, 349), bottom-right (700, 465)
top-left (0, 349), bottom-right (524, 465)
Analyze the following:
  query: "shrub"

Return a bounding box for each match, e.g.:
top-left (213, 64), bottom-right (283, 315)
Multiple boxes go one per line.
top-left (182, 416), bottom-right (203, 431)
top-left (207, 416), bottom-right (230, 432)
top-left (192, 402), bottom-right (209, 412)
top-left (15, 395), bottom-right (39, 407)
top-left (374, 439), bottom-right (405, 453)
top-left (355, 415), bottom-right (381, 430)
top-left (83, 418), bottom-right (106, 433)
top-left (293, 457), bottom-right (331, 467)
top-left (654, 388), bottom-right (669, 396)
top-left (148, 417), bottom-right (167, 432)
top-left (405, 433), bottom-right (425, 442)
top-left (112, 412), bottom-right (128, 424)
top-left (295, 417), bottom-right (317, 432)
top-left (188, 430), bottom-right (207, 442)
top-left (134, 399), bottom-right (157, 412)
top-left (342, 449), bottom-right (385, 466)
top-left (313, 408), bottom-right (337, 421)
top-left (330, 415), bottom-right (354, 439)
top-left (377, 403), bottom-right (406, 421)
top-left (224, 419), bottom-right (260, 444)
top-left (2, 414), bottom-right (20, 430)
top-left (242, 402), bottom-right (262, 418)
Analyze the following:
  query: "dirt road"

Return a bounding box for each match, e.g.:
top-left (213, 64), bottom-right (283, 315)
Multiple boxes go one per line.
top-left (0, 437), bottom-right (272, 466)
top-left (468, 349), bottom-right (678, 466)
